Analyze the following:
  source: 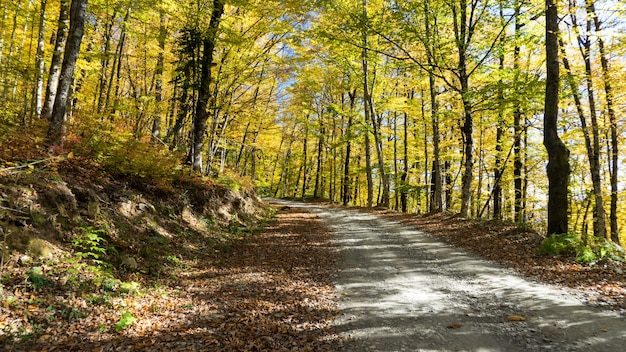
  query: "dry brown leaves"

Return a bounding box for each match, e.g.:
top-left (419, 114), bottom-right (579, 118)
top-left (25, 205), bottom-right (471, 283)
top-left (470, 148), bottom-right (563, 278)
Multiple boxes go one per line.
top-left (1, 206), bottom-right (341, 351)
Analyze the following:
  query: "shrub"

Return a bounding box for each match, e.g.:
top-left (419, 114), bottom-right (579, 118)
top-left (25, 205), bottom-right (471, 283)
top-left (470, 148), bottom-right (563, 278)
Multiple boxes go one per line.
top-left (539, 233), bottom-right (580, 256)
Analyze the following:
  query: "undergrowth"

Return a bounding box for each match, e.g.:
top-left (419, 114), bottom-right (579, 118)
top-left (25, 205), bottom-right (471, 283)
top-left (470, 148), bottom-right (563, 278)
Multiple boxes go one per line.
top-left (540, 233), bottom-right (625, 265)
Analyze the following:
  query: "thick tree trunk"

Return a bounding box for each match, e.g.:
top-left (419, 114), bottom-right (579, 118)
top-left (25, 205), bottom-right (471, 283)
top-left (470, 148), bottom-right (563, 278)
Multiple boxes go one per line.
top-left (41, 0), bottom-right (69, 120)
top-left (46, 0), bottom-right (87, 147)
top-left (191, 0), bottom-right (224, 171)
top-left (544, 0), bottom-right (570, 235)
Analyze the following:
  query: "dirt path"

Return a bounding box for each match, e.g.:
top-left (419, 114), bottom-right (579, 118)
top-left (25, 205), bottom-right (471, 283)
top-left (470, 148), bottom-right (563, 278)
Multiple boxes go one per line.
top-left (275, 200), bottom-right (626, 352)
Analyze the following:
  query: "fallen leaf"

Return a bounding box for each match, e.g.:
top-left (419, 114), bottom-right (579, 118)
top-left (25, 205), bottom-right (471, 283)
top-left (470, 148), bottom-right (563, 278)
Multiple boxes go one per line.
top-left (447, 323), bottom-right (464, 329)
top-left (506, 315), bottom-right (526, 321)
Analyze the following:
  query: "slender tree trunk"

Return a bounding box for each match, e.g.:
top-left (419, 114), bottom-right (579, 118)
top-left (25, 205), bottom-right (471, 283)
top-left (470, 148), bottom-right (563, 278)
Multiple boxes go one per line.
top-left (587, 0), bottom-right (619, 244)
top-left (512, 0), bottom-right (524, 222)
top-left (1, 0), bottom-right (22, 103)
top-left (33, 0), bottom-right (46, 118)
top-left (314, 119), bottom-right (324, 199)
top-left (191, 0), bottom-right (224, 171)
top-left (578, 5), bottom-right (606, 239)
top-left (361, 3), bottom-right (373, 207)
top-left (41, 0), bottom-right (69, 120)
top-left (46, 0), bottom-right (88, 147)
top-left (104, 8), bottom-right (128, 114)
top-left (544, 0), bottom-right (570, 235)
top-left (343, 90), bottom-right (356, 206)
top-left (152, 10), bottom-right (167, 140)
top-left (454, 0), bottom-right (473, 218)
top-left (0, 5), bottom-right (8, 67)
top-left (95, 7), bottom-right (117, 112)
top-left (301, 119), bottom-right (309, 198)
top-left (401, 107), bottom-right (409, 213)
top-left (493, 4), bottom-right (506, 220)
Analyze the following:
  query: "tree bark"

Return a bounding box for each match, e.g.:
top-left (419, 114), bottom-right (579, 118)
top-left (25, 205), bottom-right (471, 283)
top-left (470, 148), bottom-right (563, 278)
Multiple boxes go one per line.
top-left (361, 2), bottom-right (373, 208)
top-left (33, 0), bottom-right (47, 118)
top-left (152, 10), bottom-right (167, 140)
top-left (191, 0), bottom-right (224, 171)
top-left (544, 0), bottom-right (570, 235)
top-left (570, 3), bottom-right (606, 239)
top-left (586, 0), bottom-right (619, 244)
top-left (41, 0), bottom-right (69, 121)
top-left (343, 90), bottom-right (356, 206)
top-left (46, 0), bottom-right (88, 147)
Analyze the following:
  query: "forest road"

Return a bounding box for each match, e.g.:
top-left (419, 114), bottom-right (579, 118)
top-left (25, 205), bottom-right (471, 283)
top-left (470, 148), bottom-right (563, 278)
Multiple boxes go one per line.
top-left (270, 200), bottom-right (626, 352)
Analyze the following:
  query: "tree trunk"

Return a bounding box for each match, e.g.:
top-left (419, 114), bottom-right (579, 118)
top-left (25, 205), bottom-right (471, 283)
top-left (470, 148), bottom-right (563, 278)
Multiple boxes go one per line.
top-left (573, 4), bottom-right (606, 239)
top-left (96, 6), bottom-right (117, 113)
top-left (343, 90), bottom-right (356, 206)
top-left (587, 0), bottom-right (619, 244)
top-left (1, 0), bottom-right (22, 103)
top-left (301, 119), bottom-right (309, 198)
top-left (41, 0), bottom-right (69, 120)
top-left (191, 0), bottom-right (224, 171)
top-left (544, 0), bottom-right (570, 235)
top-left (455, 0), bottom-right (473, 218)
top-left (33, 0), bottom-right (47, 118)
top-left (104, 8), bottom-right (128, 114)
top-left (361, 0), bottom-right (376, 208)
top-left (46, 0), bottom-right (88, 148)
top-left (152, 10), bottom-right (167, 140)
top-left (0, 5), bottom-right (8, 67)
top-left (314, 120), bottom-right (324, 199)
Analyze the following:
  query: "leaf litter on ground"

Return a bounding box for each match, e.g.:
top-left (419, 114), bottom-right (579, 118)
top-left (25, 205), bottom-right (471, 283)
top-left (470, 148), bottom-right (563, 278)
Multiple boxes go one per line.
top-left (1, 206), bottom-right (342, 351)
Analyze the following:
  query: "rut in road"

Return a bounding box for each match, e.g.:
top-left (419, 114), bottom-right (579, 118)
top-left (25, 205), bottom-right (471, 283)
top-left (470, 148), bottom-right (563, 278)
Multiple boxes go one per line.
top-left (278, 201), bottom-right (626, 352)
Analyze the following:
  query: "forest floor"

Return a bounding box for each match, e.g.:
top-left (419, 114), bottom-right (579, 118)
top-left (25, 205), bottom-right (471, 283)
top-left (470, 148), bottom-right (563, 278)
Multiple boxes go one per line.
top-left (3, 183), bottom-right (626, 350)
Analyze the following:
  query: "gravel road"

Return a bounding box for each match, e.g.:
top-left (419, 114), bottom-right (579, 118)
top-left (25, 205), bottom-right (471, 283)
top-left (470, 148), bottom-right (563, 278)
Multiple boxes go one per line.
top-left (276, 200), bottom-right (626, 352)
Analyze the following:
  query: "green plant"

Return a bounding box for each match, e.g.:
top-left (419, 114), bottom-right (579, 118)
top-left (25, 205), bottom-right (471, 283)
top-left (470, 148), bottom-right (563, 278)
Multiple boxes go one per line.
top-left (540, 233), bottom-right (580, 256)
top-left (27, 267), bottom-right (54, 290)
top-left (72, 225), bottom-right (108, 266)
top-left (115, 311), bottom-right (136, 332)
top-left (102, 278), bottom-right (121, 292)
top-left (598, 241), bottom-right (625, 262)
top-left (576, 246), bottom-right (597, 264)
top-left (165, 255), bottom-right (180, 265)
top-left (119, 281), bottom-right (141, 295)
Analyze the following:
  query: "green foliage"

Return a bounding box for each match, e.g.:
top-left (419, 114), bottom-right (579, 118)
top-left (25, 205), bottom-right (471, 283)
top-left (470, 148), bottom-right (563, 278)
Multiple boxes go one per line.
top-left (115, 311), bottom-right (136, 332)
top-left (540, 233), bottom-right (580, 256)
top-left (72, 226), bottom-right (108, 265)
top-left (27, 267), bottom-right (54, 290)
top-left (540, 233), bottom-right (626, 265)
